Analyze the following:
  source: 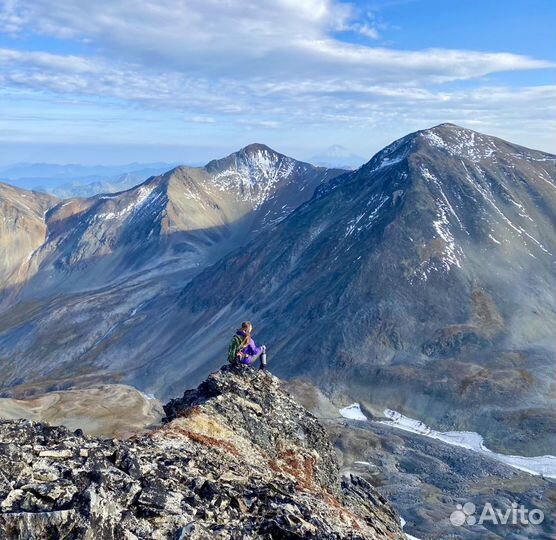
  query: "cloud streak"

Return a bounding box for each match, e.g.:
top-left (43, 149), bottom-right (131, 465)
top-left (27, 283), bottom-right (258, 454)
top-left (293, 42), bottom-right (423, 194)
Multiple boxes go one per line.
top-left (1, 0), bottom-right (551, 83)
top-left (0, 0), bottom-right (554, 155)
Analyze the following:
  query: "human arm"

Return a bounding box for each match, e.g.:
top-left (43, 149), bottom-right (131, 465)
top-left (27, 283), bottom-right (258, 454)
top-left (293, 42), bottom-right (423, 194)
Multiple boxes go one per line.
top-left (244, 338), bottom-right (263, 357)
top-left (241, 339), bottom-right (265, 365)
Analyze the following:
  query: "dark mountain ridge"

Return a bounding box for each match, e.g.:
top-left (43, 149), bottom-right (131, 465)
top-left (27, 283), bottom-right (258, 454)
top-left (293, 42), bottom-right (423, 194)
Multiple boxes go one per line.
top-left (149, 124), bottom-right (556, 454)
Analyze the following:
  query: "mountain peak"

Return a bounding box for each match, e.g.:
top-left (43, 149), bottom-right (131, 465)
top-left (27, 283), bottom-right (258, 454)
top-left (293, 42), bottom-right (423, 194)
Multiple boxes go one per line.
top-left (420, 122), bottom-right (481, 140)
top-left (414, 122), bottom-right (552, 157)
top-left (310, 145), bottom-right (364, 169)
top-left (416, 123), bottom-right (508, 162)
top-left (364, 123), bottom-right (551, 173)
top-left (0, 366), bottom-right (404, 539)
top-left (237, 142), bottom-right (279, 155)
top-left (425, 122), bottom-right (462, 132)
top-left (204, 143), bottom-right (289, 174)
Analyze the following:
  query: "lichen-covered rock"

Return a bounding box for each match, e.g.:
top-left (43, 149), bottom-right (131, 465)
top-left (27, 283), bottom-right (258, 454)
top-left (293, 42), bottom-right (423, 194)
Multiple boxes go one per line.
top-left (0, 366), bottom-right (404, 539)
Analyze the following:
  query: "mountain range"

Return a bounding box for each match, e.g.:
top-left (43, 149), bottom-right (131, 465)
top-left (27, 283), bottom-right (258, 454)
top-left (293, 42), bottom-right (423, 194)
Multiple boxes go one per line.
top-left (0, 144), bottom-right (343, 297)
top-left (0, 124), bottom-right (554, 459)
top-left (0, 162), bottom-right (178, 199)
top-left (0, 144), bottom-right (343, 395)
top-left (171, 124), bottom-right (556, 455)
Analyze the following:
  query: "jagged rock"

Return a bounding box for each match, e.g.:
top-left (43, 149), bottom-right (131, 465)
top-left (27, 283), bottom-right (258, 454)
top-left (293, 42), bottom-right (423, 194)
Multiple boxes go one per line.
top-left (38, 449), bottom-right (73, 459)
top-left (0, 367), bottom-right (404, 539)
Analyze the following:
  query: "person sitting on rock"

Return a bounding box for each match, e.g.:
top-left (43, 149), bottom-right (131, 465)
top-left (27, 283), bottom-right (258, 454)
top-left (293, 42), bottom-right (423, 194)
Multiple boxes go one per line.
top-left (228, 321), bottom-right (267, 370)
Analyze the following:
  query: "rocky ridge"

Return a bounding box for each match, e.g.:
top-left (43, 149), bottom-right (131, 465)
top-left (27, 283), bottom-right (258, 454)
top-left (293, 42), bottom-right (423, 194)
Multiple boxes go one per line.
top-left (0, 366), bottom-right (404, 539)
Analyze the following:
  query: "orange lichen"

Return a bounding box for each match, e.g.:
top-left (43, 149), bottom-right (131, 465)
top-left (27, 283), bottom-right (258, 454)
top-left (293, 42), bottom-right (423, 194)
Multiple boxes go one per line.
top-left (321, 492), bottom-right (365, 532)
top-left (173, 427), bottom-right (241, 457)
top-left (269, 448), bottom-right (316, 491)
top-left (176, 405), bottom-right (201, 419)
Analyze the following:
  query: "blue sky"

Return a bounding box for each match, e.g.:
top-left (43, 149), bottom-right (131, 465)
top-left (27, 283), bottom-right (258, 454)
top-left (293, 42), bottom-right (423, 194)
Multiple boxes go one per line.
top-left (0, 0), bottom-right (554, 165)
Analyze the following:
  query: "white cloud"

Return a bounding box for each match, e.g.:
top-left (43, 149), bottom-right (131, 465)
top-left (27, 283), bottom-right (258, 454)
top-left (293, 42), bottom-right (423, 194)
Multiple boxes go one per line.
top-left (1, 45), bottom-right (553, 144)
top-left (0, 0), bottom-right (554, 154)
top-left (0, 0), bottom-right (551, 83)
top-left (357, 24), bottom-right (380, 39)
top-left (239, 119), bottom-right (282, 129)
top-left (188, 116), bottom-right (216, 124)
top-left (0, 48), bottom-right (100, 73)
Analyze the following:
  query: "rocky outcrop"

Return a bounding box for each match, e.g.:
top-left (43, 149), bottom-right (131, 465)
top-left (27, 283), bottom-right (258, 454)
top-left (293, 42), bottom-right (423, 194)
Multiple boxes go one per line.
top-left (0, 367), bottom-right (404, 539)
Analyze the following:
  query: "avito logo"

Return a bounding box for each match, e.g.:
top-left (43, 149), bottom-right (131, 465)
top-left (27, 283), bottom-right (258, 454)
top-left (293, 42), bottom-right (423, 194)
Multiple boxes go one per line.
top-left (450, 501), bottom-right (544, 527)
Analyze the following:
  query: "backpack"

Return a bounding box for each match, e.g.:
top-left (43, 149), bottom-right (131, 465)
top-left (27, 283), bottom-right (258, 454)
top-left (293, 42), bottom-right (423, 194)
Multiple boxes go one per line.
top-left (227, 334), bottom-right (245, 364)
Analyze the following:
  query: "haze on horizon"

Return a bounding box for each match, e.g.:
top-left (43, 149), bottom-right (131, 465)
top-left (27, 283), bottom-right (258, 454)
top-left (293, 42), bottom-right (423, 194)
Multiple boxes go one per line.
top-left (0, 0), bottom-right (555, 166)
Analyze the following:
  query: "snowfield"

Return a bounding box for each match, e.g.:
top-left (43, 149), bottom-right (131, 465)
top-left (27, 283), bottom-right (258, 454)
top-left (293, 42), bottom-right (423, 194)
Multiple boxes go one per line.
top-left (381, 409), bottom-right (556, 479)
top-left (400, 517), bottom-right (422, 540)
top-left (339, 403), bottom-right (368, 421)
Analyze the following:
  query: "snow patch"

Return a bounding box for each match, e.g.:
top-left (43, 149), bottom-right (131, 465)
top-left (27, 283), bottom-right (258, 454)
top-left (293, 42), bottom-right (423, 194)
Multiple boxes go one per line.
top-left (339, 403), bottom-right (368, 421)
top-left (423, 128), bottom-right (497, 162)
top-left (96, 185), bottom-right (159, 221)
top-left (210, 149), bottom-right (298, 209)
top-left (488, 234), bottom-right (502, 245)
top-left (373, 154), bottom-right (405, 171)
top-left (353, 461), bottom-right (375, 467)
top-left (344, 194), bottom-right (389, 237)
top-left (460, 162), bottom-right (554, 259)
top-left (400, 517), bottom-right (423, 540)
top-left (412, 166), bottom-right (464, 281)
top-left (432, 204), bottom-right (461, 269)
top-left (380, 409), bottom-right (556, 479)
top-left (368, 138), bottom-right (408, 173)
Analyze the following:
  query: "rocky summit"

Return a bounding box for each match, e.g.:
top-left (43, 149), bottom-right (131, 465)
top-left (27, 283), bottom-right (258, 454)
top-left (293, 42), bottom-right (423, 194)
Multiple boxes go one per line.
top-left (0, 366), bottom-right (403, 540)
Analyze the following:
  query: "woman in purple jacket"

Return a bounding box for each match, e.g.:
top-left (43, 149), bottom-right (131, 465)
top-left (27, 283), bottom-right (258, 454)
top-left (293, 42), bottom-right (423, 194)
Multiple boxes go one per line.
top-left (233, 321), bottom-right (267, 369)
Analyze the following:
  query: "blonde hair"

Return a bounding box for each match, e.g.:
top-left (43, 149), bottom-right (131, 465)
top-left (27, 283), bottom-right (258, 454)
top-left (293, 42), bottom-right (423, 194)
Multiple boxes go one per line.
top-left (240, 321), bottom-right (252, 349)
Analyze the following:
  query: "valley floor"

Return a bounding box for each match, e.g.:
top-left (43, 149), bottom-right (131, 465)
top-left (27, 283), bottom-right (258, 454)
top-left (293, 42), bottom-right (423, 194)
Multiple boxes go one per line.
top-left (284, 379), bottom-right (556, 540)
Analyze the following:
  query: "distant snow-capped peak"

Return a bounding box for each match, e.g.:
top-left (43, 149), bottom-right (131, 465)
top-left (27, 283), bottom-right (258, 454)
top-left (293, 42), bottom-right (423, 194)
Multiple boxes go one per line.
top-left (310, 144), bottom-right (364, 169)
top-left (207, 144), bottom-right (307, 207)
top-left (321, 145), bottom-right (358, 159)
